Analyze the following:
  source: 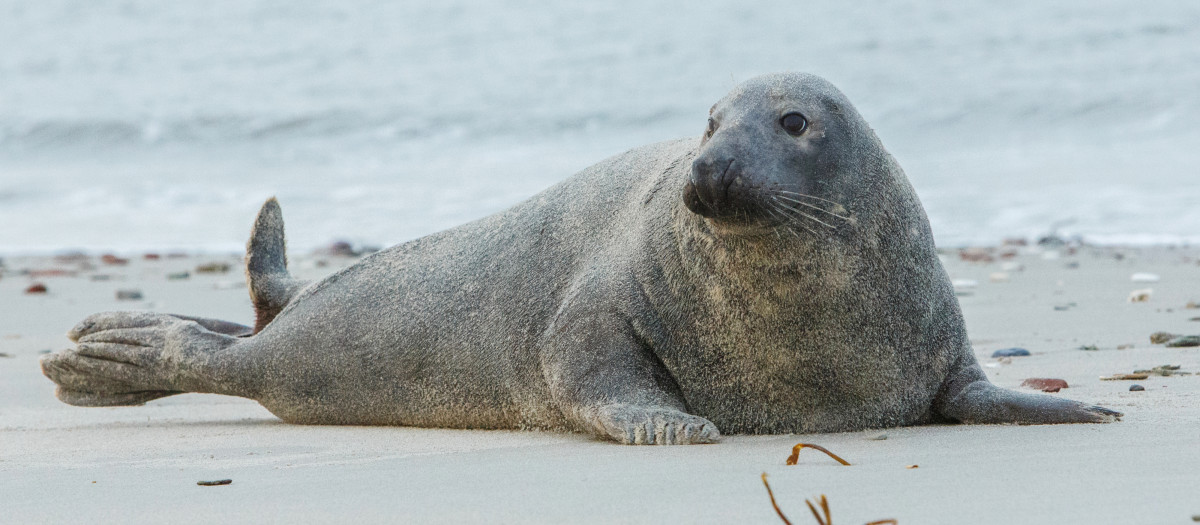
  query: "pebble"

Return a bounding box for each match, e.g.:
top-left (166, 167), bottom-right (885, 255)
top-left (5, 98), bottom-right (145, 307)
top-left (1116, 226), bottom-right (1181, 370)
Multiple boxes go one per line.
top-left (866, 432), bottom-right (887, 440)
top-left (1078, 344), bottom-right (1099, 351)
top-left (196, 262), bottom-right (232, 274)
top-left (1130, 272), bottom-right (1160, 283)
top-left (1129, 384), bottom-right (1145, 392)
top-left (959, 248), bottom-right (993, 262)
top-left (196, 479), bottom-right (233, 486)
top-left (1150, 332), bottom-right (1176, 344)
top-left (100, 254), bottom-right (129, 266)
top-left (991, 348), bottom-right (1030, 358)
top-left (167, 271), bottom-right (190, 280)
top-left (116, 289), bottom-right (144, 301)
top-left (24, 283), bottom-right (48, 294)
top-left (1166, 336), bottom-right (1200, 348)
top-left (143, 253), bottom-right (161, 260)
top-left (0, 352), bottom-right (13, 358)
top-left (1021, 378), bottom-right (1069, 393)
top-left (1128, 289), bottom-right (1153, 303)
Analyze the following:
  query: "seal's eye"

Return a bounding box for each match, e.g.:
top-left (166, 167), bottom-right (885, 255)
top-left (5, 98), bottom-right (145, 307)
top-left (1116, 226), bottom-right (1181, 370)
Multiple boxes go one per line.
top-left (705, 118), bottom-right (718, 138)
top-left (780, 113), bottom-right (808, 136)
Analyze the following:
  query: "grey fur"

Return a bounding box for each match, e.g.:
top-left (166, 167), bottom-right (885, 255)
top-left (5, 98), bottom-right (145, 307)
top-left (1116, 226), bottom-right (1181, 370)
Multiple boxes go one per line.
top-left (41, 73), bottom-right (1119, 444)
top-left (245, 197), bottom-right (308, 333)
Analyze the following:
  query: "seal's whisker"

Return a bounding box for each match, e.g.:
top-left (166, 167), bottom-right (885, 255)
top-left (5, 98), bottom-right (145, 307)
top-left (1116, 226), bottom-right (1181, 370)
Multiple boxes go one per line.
top-left (772, 190), bottom-right (846, 209)
top-left (772, 198), bottom-right (836, 230)
top-left (769, 199), bottom-right (819, 238)
top-left (771, 194), bottom-right (850, 221)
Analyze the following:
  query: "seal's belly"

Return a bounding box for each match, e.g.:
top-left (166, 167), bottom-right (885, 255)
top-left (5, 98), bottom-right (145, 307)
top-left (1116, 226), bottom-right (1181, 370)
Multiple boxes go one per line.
top-left (672, 335), bottom-right (941, 434)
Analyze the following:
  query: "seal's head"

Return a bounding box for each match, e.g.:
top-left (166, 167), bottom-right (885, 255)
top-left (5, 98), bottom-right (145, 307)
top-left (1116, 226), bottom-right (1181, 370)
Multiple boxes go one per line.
top-left (684, 73), bottom-right (874, 233)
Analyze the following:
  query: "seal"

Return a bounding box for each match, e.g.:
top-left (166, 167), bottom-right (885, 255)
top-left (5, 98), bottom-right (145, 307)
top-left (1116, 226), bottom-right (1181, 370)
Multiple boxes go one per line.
top-left (41, 73), bottom-right (1120, 444)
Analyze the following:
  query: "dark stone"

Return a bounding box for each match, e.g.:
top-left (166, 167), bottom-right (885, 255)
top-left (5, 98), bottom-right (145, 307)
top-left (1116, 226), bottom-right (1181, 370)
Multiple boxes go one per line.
top-left (1129, 384), bottom-right (1145, 392)
top-left (116, 289), bottom-right (144, 301)
top-left (1166, 335), bottom-right (1200, 348)
top-left (24, 283), bottom-right (48, 294)
top-left (196, 479), bottom-right (232, 486)
top-left (991, 348), bottom-right (1030, 358)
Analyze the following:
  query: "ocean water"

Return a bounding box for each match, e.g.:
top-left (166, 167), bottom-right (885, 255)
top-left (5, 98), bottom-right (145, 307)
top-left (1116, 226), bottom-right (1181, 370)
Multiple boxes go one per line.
top-left (2, 0), bottom-right (1198, 253)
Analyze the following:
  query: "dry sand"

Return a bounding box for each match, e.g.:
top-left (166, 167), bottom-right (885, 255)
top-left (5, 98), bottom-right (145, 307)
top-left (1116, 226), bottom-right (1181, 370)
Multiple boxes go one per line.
top-left (2, 246), bottom-right (1198, 524)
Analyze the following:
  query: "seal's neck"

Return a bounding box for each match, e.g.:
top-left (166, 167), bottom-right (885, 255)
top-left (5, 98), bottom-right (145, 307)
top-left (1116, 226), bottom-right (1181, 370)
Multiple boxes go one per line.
top-left (667, 205), bottom-right (860, 313)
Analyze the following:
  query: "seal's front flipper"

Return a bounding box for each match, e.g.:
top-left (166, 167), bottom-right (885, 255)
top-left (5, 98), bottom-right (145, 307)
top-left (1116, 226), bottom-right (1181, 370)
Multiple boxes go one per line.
top-left (542, 283), bottom-right (720, 445)
top-left (246, 198), bottom-right (308, 334)
top-left (935, 357), bottom-right (1122, 424)
top-left (43, 312), bottom-right (250, 407)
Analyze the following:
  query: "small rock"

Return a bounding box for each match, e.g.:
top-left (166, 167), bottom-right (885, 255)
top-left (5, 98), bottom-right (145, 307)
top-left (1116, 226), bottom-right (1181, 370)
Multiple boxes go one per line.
top-left (196, 479), bottom-right (232, 486)
top-left (116, 289), bottom-right (144, 301)
top-left (1129, 384), bottom-right (1145, 392)
top-left (90, 274), bottom-right (113, 281)
top-left (1130, 272), bottom-right (1160, 283)
top-left (959, 248), bottom-right (993, 263)
top-left (54, 251), bottom-right (89, 264)
top-left (196, 262), bottom-right (231, 274)
top-left (991, 348), bottom-right (1030, 358)
top-left (1116, 344), bottom-right (1134, 350)
top-left (317, 240), bottom-right (360, 257)
top-left (100, 254), bottom-right (129, 266)
top-left (1128, 288), bottom-right (1153, 303)
top-left (866, 432), bottom-right (887, 440)
top-left (143, 253), bottom-right (161, 260)
top-left (1186, 301), bottom-right (1199, 309)
top-left (1021, 378), bottom-right (1069, 393)
top-left (1189, 317), bottom-right (1200, 322)
top-left (0, 352), bottom-right (13, 358)
top-left (29, 269), bottom-right (74, 278)
top-left (1150, 332), bottom-right (1176, 344)
top-left (24, 283), bottom-right (48, 294)
top-left (1166, 336), bottom-right (1200, 348)
top-left (1077, 344), bottom-right (1099, 351)
top-left (167, 271), bottom-right (190, 280)
top-left (38, 349), bottom-right (52, 354)
top-left (905, 464), bottom-right (919, 469)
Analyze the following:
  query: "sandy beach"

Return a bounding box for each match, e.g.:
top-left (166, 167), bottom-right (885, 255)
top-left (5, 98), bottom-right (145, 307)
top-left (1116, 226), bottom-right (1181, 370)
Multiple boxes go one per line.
top-left (1, 245), bottom-right (1197, 524)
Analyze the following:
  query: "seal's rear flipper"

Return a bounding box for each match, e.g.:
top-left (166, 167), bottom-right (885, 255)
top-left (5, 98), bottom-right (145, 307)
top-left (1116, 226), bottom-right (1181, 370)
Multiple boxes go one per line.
top-left (246, 198), bottom-right (308, 334)
top-left (934, 356), bottom-right (1122, 424)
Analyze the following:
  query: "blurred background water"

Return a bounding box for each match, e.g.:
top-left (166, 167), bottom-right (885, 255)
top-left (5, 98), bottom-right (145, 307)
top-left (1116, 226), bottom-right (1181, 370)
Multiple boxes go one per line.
top-left (1, 0), bottom-right (1198, 253)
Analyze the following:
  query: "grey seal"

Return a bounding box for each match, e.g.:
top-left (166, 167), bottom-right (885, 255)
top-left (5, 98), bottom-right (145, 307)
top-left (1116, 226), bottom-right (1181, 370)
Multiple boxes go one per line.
top-left (41, 72), bottom-right (1120, 444)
